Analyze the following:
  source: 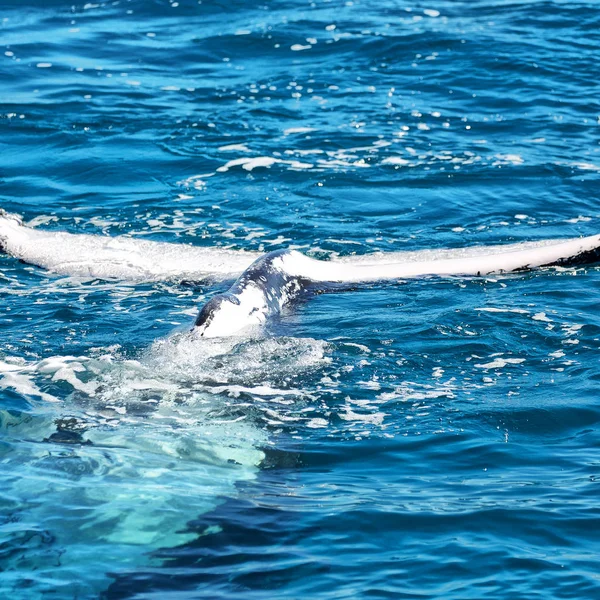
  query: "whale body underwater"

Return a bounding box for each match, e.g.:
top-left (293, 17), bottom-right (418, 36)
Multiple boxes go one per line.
top-left (2, 210), bottom-right (600, 338)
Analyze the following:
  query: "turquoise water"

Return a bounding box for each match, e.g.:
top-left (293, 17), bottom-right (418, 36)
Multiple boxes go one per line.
top-left (2, 0), bottom-right (600, 597)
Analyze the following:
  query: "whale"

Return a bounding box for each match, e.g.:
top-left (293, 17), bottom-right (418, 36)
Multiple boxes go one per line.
top-left (2, 210), bottom-right (600, 338)
top-left (193, 235), bottom-right (600, 338)
top-left (2, 211), bottom-right (600, 596)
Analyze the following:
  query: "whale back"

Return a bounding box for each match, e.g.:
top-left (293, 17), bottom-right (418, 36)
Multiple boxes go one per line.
top-left (193, 250), bottom-right (308, 338)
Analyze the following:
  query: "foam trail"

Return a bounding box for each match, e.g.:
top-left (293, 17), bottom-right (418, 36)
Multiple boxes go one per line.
top-left (0, 211), bottom-right (258, 281)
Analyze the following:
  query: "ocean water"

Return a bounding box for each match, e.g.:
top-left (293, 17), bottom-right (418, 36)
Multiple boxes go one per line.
top-left (1, 0), bottom-right (600, 598)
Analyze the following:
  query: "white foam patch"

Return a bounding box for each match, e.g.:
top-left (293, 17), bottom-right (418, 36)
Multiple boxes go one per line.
top-left (475, 357), bottom-right (526, 369)
top-left (532, 312), bottom-right (552, 322)
top-left (565, 216), bottom-right (592, 224)
top-left (475, 307), bottom-right (529, 314)
top-left (0, 355), bottom-right (105, 402)
top-left (146, 332), bottom-right (329, 385)
top-left (382, 156), bottom-right (410, 166)
top-left (283, 126), bottom-right (316, 135)
top-left (494, 153), bottom-right (523, 165)
top-left (218, 143), bottom-right (251, 152)
top-left (172, 137), bottom-right (537, 189)
top-left (216, 156), bottom-right (313, 172)
top-left (0, 371), bottom-right (59, 403)
top-left (377, 382), bottom-right (457, 403)
top-left (571, 162), bottom-right (600, 171)
top-left (340, 406), bottom-right (386, 425)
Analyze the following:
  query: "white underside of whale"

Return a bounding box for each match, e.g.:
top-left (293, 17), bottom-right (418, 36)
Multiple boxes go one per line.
top-left (2, 211), bottom-right (599, 283)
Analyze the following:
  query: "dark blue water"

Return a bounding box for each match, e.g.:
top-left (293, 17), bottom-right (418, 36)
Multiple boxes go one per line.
top-left (2, 0), bottom-right (600, 598)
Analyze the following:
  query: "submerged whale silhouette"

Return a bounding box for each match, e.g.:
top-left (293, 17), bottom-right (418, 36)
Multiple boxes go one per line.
top-left (2, 210), bottom-right (600, 337)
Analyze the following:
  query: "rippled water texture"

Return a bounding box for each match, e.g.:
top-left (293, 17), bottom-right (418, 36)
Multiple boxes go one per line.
top-left (2, 0), bottom-right (600, 598)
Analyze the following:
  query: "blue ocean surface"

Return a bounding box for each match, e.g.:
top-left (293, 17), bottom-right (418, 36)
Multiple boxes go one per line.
top-left (1, 0), bottom-right (600, 597)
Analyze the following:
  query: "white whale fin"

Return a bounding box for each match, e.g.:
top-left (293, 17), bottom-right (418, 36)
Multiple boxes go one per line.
top-left (278, 235), bottom-right (600, 283)
top-left (0, 211), bottom-right (258, 281)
